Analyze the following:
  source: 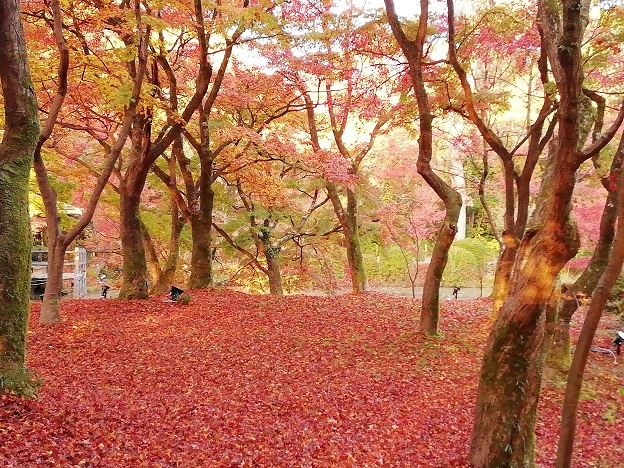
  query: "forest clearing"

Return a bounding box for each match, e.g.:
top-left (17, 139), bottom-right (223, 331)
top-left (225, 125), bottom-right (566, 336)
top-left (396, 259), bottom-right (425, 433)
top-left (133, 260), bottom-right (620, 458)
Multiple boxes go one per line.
top-left (2, 291), bottom-right (623, 467)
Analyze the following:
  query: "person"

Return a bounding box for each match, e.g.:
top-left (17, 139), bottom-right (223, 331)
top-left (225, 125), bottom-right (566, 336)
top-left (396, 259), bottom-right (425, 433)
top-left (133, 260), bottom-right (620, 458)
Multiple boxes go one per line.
top-left (452, 286), bottom-right (460, 300)
top-left (99, 274), bottom-right (110, 298)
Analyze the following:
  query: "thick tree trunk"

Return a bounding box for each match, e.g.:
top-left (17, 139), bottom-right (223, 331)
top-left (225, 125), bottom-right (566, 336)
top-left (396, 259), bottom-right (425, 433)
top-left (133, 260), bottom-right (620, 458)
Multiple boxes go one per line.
top-left (556, 162), bottom-right (624, 467)
top-left (188, 179), bottom-right (214, 289)
top-left (0, 0), bottom-right (40, 395)
top-left (118, 180), bottom-right (149, 299)
top-left (470, 221), bottom-right (579, 467)
top-left (470, 0), bottom-right (593, 458)
top-left (491, 234), bottom-right (520, 319)
top-left (265, 248), bottom-right (284, 295)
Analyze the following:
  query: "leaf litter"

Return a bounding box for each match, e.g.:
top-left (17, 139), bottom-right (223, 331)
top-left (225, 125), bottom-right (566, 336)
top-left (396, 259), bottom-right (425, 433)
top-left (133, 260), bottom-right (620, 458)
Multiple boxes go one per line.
top-left (1, 291), bottom-right (622, 466)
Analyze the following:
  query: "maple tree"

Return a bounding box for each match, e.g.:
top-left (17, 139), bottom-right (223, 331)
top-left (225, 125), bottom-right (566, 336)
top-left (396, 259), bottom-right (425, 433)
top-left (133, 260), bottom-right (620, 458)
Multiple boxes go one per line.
top-left (446, 0), bottom-right (557, 319)
top-left (468, 0), bottom-right (624, 465)
top-left (558, 137), bottom-right (624, 468)
top-left (266, 3), bottom-right (410, 294)
top-left (24, 0), bottom-right (146, 322)
top-left (374, 144), bottom-right (445, 297)
top-left (0, 0), bottom-right (40, 396)
top-left (114, 0), bottom-right (211, 299)
top-left (385, 0), bottom-right (463, 335)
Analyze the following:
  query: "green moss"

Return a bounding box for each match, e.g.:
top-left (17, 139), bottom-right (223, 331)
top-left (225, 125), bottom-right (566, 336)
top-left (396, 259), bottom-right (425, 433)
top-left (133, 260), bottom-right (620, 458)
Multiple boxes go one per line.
top-left (0, 362), bottom-right (41, 398)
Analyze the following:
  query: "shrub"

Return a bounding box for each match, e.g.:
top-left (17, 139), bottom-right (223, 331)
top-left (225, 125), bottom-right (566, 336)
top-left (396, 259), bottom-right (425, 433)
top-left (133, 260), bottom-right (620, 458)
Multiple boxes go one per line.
top-left (178, 293), bottom-right (192, 305)
top-left (442, 238), bottom-right (498, 288)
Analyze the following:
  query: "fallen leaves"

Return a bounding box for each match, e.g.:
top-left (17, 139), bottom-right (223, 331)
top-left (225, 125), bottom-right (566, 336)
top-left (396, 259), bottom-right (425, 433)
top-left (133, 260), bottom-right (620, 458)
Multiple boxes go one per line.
top-left (0, 291), bottom-right (622, 466)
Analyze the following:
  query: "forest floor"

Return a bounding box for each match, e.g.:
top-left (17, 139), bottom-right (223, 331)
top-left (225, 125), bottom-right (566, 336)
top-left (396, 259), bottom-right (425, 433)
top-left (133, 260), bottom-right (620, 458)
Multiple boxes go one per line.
top-left (2, 290), bottom-right (623, 467)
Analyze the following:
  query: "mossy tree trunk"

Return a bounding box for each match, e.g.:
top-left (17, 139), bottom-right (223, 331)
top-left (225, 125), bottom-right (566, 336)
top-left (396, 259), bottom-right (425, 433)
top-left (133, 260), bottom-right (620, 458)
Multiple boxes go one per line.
top-left (548, 108), bottom-right (624, 373)
top-left (118, 163), bottom-right (150, 299)
top-left (556, 151), bottom-right (624, 467)
top-left (327, 183), bottom-right (367, 293)
top-left (469, 0), bottom-right (624, 464)
top-left (0, 0), bottom-right (41, 395)
top-left (265, 247), bottom-right (284, 296)
top-left (323, 84), bottom-right (391, 294)
top-left (470, 220), bottom-right (581, 466)
top-left (188, 137), bottom-right (215, 289)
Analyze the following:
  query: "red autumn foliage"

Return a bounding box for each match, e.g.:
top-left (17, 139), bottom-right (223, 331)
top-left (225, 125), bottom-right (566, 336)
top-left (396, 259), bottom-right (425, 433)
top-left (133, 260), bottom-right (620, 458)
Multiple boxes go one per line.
top-left (1, 291), bottom-right (623, 466)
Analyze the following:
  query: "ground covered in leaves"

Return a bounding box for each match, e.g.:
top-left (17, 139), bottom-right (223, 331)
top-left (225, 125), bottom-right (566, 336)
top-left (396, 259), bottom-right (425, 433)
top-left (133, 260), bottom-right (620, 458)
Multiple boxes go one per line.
top-left (2, 290), bottom-right (623, 467)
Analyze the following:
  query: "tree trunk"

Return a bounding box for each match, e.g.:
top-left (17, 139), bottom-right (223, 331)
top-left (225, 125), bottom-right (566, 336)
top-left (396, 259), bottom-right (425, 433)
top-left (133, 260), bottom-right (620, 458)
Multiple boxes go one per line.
top-left (152, 201), bottom-right (183, 293)
top-left (32, 0), bottom-right (70, 324)
top-left (556, 160), bottom-right (624, 467)
top-left (188, 159), bottom-right (214, 289)
top-left (118, 177), bottom-right (149, 299)
top-left (385, 0), bottom-right (463, 335)
top-left (491, 234), bottom-right (520, 319)
top-left (140, 218), bottom-right (162, 287)
top-left (470, 0), bottom-right (598, 460)
top-left (0, 0), bottom-right (41, 396)
top-left (470, 219), bottom-right (579, 467)
top-left (548, 139), bottom-right (623, 371)
top-left (345, 188), bottom-right (366, 292)
top-left (34, 152), bottom-right (67, 323)
top-left (188, 211), bottom-right (214, 289)
top-left (420, 215), bottom-right (460, 334)
top-left (39, 241), bottom-right (67, 323)
top-left (327, 183), bottom-right (366, 293)
top-left (265, 247), bottom-right (284, 295)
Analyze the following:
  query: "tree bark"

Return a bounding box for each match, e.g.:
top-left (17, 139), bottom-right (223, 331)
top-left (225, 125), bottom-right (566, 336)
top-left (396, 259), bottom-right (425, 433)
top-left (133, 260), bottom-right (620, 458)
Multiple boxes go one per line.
top-left (468, 0), bottom-right (622, 464)
top-left (188, 156), bottom-right (215, 289)
top-left (548, 112), bottom-right (624, 372)
top-left (265, 247), bottom-right (284, 295)
top-left (490, 233), bottom-right (519, 318)
top-left (326, 182), bottom-right (367, 293)
top-left (556, 159), bottom-right (624, 467)
top-left (118, 165), bottom-right (150, 299)
top-left (385, 0), bottom-right (463, 335)
top-left (470, 221), bottom-right (580, 466)
top-left (0, 0), bottom-right (41, 395)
